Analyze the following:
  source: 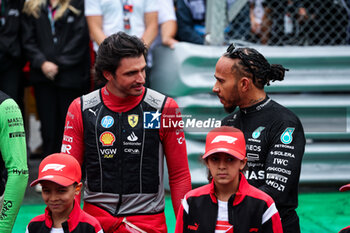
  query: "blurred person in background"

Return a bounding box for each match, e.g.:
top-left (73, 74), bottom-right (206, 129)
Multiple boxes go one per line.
top-left (21, 0), bottom-right (90, 159)
top-left (302, 0), bottom-right (348, 45)
top-left (85, 0), bottom-right (158, 51)
top-left (0, 0), bottom-right (25, 104)
top-left (224, 0), bottom-right (251, 42)
top-left (147, 0), bottom-right (178, 85)
top-left (262, 0), bottom-right (307, 45)
top-left (250, 0), bottom-right (269, 44)
top-left (175, 0), bottom-right (250, 45)
top-left (344, 0), bottom-right (350, 44)
top-left (0, 90), bottom-right (28, 233)
top-left (175, 0), bottom-right (206, 44)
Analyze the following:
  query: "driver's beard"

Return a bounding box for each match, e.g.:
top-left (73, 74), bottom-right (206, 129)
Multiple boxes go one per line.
top-left (224, 105), bottom-right (237, 113)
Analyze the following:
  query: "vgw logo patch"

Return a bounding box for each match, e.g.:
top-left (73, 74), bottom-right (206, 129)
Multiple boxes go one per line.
top-left (280, 128), bottom-right (295, 144)
top-left (144, 111), bottom-right (161, 129)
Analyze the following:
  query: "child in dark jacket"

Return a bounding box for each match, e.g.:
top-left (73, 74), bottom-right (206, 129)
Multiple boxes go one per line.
top-left (26, 153), bottom-right (103, 233)
top-left (175, 126), bottom-right (283, 233)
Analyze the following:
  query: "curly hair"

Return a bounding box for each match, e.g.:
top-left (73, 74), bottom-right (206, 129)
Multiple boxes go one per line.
top-left (224, 46), bottom-right (288, 89)
top-left (94, 32), bottom-right (148, 83)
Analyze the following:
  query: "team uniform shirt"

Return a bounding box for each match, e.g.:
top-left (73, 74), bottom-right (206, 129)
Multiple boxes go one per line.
top-left (25, 199), bottom-right (103, 233)
top-left (0, 91), bottom-right (28, 233)
top-left (215, 200), bottom-right (233, 233)
top-left (62, 86), bottom-right (191, 232)
top-left (222, 96), bottom-right (305, 232)
top-left (147, 0), bottom-right (176, 67)
top-left (175, 173), bottom-right (283, 233)
top-left (84, 0), bottom-right (159, 51)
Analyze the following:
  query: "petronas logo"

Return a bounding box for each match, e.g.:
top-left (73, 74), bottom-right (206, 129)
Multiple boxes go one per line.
top-left (280, 128), bottom-right (295, 144)
top-left (252, 127), bottom-right (265, 139)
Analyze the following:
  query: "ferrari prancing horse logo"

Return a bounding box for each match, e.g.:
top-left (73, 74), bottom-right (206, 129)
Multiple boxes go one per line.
top-left (128, 114), bottom-right (138, 128)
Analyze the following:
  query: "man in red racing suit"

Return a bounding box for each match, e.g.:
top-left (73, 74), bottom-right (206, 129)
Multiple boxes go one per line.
top-left (61, 32), bottom-right (192, 233)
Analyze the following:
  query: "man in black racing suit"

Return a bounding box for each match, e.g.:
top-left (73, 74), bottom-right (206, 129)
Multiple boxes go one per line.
top-left (213, 44), bottom-right (305, 233)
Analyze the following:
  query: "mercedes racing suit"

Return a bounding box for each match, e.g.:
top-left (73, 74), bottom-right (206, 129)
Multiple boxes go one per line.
top-left (0, 90), bottom-right (28, 233)
top-left (61, 86), bottom-right (191, 232)
top-left (222, 96), bottom-right (305, 233)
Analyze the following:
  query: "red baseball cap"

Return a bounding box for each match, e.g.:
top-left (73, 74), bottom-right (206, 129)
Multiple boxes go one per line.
top-left (30, 153), bottom-right (81, 187)
top-left (202, 126), bottom-right (246, 160)
top-left (339, 184), bottom-right (350, 192)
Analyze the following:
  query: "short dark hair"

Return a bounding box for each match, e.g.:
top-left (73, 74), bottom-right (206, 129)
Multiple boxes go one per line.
top-left (224, 45), bottom-right (288, 89)
top-left (94, 32), bottom-right (148, 82)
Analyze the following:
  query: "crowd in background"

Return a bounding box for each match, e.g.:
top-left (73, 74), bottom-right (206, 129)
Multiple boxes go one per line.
top-left (0, 0), bottom-right (350, 160)
top-left (177, 0), bottom-right (350, 46)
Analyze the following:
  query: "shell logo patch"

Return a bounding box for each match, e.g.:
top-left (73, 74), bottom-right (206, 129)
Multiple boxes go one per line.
top-left (100, 131), bottom-right (116, 146)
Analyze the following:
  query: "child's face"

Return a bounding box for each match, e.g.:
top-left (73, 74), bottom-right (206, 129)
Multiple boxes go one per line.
top-left (40, 181), bottom-right (79, 218)
top-left (206, 153), bottom-right (246, 186)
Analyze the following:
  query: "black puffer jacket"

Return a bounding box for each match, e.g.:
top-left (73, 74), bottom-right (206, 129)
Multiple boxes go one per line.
top-left (0, 0), bottom-right (24, 71)
top-left (21, 0), bottom-right (90, 88)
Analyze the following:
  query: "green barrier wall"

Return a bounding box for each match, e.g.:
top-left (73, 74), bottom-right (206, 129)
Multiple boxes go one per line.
top-left (150, 43), bottom-right (350, 186)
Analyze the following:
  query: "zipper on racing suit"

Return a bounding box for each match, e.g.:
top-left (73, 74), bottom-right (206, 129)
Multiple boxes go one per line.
top-left (115, 112), bottom-right (123, 215)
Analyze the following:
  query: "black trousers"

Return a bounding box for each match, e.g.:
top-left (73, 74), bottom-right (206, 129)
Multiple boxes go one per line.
top-left (281, 209), bottom-right (301, 233)
top-left (33, 82), bottom-right (83, 158)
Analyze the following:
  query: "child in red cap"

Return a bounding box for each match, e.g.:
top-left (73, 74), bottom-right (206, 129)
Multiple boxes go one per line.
top-left (26, 153), bottom-right (103, 233)
top-left (339, 184), bottom-right (350, 233)
top-left (175, 126), bottom-right (283, 233)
